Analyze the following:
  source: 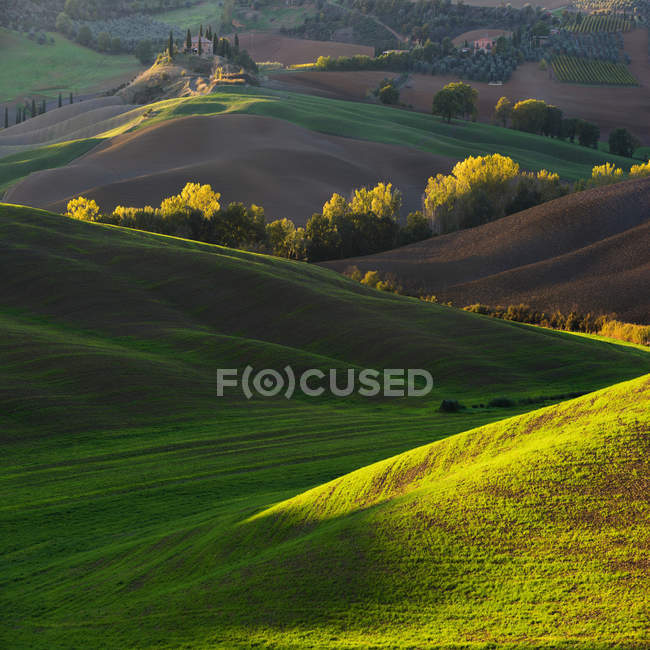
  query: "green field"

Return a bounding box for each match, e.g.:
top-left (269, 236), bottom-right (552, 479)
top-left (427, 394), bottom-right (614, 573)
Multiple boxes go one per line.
top-left (1, 203), bottom-right (649, 647)
top-left (0, 28), bottom-right (143, 103)
top-left (552, 55), bottom-right (639, 85)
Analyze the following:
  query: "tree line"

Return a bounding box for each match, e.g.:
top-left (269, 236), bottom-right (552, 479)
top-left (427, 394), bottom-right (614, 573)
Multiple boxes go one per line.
top-left (341, 268), bottom-right (649, 346)
top-left (433, 81), bottom-right (644, 158)
top-left (64, 182), bottom-right (432, 263)
top-left (65, 148), bottom-right (650, 262)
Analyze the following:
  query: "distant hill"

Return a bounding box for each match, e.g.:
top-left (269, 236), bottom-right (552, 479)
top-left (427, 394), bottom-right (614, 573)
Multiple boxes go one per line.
top-left (325, 176), bottom-right (650, 324)
top-left (5, 114), bottom-right (452, 222)
top-left (3, 86), bottom-right (640, 213)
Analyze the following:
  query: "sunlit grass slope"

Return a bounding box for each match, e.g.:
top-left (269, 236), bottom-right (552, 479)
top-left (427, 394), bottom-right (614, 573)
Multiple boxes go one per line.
top-left (142, 86), bottom-right (637, 180)
top-left (1, 203), bottom-right (649, 648)
top-left (219, 374), bottom-right (650, 647)
top-left (0, 139), bottom-right (101, 191)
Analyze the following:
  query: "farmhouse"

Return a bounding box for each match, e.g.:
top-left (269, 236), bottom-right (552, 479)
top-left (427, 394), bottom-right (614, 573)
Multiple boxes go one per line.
top-left (187, 36), bottom-right (214, 56)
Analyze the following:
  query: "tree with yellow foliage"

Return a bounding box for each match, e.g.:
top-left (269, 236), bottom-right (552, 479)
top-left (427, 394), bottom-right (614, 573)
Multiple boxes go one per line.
top-left (66, 196), bottom-right (101, 222)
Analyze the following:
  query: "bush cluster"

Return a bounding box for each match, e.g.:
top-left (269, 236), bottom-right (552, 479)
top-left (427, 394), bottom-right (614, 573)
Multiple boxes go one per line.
top-left (464, 303), bottom-right (650, 345)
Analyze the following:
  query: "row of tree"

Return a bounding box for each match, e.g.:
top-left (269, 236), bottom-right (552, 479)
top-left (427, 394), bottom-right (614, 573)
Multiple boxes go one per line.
top-left (65, 151), bottom-right (650, 262)
top-left (431, 82), bottom-right (642, 156)
top-left (65, 183), bottom-right (432, 263)
top-left (2, 94), bottom-right (75, 129)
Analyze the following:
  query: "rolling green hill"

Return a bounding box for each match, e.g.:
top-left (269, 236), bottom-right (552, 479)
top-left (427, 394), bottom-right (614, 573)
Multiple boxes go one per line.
top-left (2, 85), bottom-right (639, 201)
top-left (1, 202), bottom-right (649, 647)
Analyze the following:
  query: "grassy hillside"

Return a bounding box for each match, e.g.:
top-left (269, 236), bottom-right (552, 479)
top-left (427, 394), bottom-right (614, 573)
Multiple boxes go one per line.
top-left (0, 138), bottom-right (101, 192)
top-left (225, 374), bottom-right (650, 647)
top-left (0, 28), bottom-right (143, 103)
top-left (3, 85), bottom-right (639, 203)
top-left (145, 87), bottom-right (637, 180)
top-left (1, 203), bottom-right (649, 648)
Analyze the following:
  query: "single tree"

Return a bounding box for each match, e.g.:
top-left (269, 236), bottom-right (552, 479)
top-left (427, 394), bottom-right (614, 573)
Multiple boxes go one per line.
top-left (511, 98), bottom-right (548, 134)
top-left (432, 82), bottom-right (476, 123)
top-left (77, 25), bottom-right (92, 47)
top-left (213, 33), bottom-right (218, 55)
top-left (168, 31), bottom-right (174, 59)
top-left (97, 31), bottom-right (111, 51)
top-left (561, 117), bottom-right (578, 143)
top-left (432, 86), bottom-right (463, 123)
top-left (234, 33), bottom-right (240, 55)
top-left (576, 120), bottom-right (600, 148)
top-left (15, 106), bottom-right (21, 125)
top-left (542, 105), bottom-right (563, 138)
top-left (186, 28), bottom-right (192, 52)
top-left (4, 106), bottom-right (8, 129)
top-left (200, 24), bottom-right (204, 38)
top-left (58, 93), bottom-right (62, 108)
top-left (608, 127), bottom-right (639, 158)
top-left (69, 92), bottom-right (73, 105)
top-left (31, 98), bottom-right (37, 118)
top-left (494, 96), bottom-right (512, 127)
top-left (378, 82), bottom-right (399, 105)
top-left (198, 35), bottom-right (202, 56)
top-left (135, 40), bottom-right (153, 64)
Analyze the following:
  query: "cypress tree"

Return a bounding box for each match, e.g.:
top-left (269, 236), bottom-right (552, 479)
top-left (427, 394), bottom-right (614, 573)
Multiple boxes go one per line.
top-left (41, 100), bottom-right (46, 114)
top-left (213, 33), bottom-right (218, 56)
top-left (234, 33), bottom-right (239, 54)
top-left (200, 24), bottom-right (203, 38)
top-left (58, 93), bottom-right (62, 108)
top-left (4, 106), bottom-right (8, 129)
top-left (31, 98), bottom-right (37, 119)
top-left (70, 92), bottom-right (73, 105)
top-left (15, 106), bottom-right (20, 125)
top-left (198, 35), bottom-right (202, 56)
top-left (168, 30), bottom-right (174, 59)
top-left (186, 28), bottom-right (192, 52)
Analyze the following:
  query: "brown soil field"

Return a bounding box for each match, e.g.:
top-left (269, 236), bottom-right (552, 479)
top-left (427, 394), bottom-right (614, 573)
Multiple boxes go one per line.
top-left (229, 32), bottom-right (374, 65)
top-left (273, 29), bottom-right (650, 143)
top-left (452, 29), bottom-right (512, 47)
top-left (324, 176), bottom-right (650, 324)
top-left (6, 114), bottom-right (452, 223)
